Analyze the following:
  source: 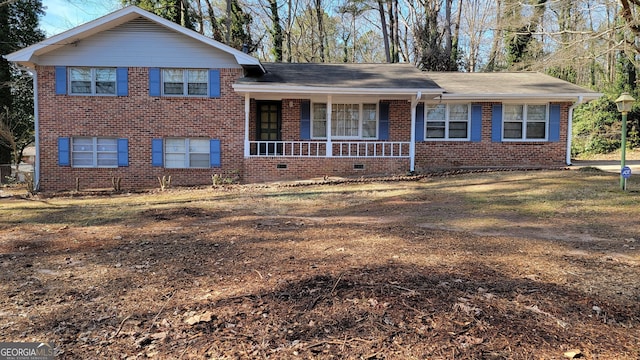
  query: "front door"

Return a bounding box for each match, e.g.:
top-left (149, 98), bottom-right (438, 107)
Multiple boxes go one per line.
top-left (257, 101), bottom-right (282, 155)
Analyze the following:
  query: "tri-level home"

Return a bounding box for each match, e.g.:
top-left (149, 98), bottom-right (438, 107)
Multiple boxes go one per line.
top-left (5, 6), bottom-right (601, 192)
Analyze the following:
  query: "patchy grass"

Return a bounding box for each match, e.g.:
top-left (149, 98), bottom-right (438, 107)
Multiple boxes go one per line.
top-left (1, 170), bottom-right (639, 359)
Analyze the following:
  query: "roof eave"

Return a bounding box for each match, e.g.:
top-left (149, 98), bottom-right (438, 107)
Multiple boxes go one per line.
top-left (438, 93), bottom-right (603, 102)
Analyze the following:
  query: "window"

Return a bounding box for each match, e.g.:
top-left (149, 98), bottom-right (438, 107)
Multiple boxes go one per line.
top-left (503, 104), bottom-right (547, 140)
top-left (162, 69), bottom-right (208, 96)
top-left (71, 137), bottom-right (118, 167)
top-left (165, 138), bottom-right (210, 168)
top-left (425, 104), bottom-right (470, 140)
top-left (69, 67), bottom-right (116, 95)
top-left (311, 103), bottom-right (378, 139)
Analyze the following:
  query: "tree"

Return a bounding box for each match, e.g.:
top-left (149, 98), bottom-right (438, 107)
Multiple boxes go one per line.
top-left (268, 0), bottom-right (283, 61)
top-left (121, 0), bottom-right (194, 29)
top-left (0, 0), bottom-right (44, 183)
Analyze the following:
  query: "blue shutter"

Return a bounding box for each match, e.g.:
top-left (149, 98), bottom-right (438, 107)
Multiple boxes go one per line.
top-left (415, 103), bottom-right (424, 142)
top-left (58, 137), bottom-right (70, 166)
top-left (116, 68), bottom-right (128, 96)
top-left (151, 138), bottom-right (164, 167)
top-left (548, 104), bottom-right (561, 142)
top-left (491, 104), bottom-right (503, 142)
top-left (210, 139), bottom-right (221, 167)
top-left (55, 66), bottom-right (67, 95)
top-left (117, 138), bottom-right (129, 166)
top-left (300, 101), bottom-right (311, 139)
top-left (379, 102), bottom-right (390, 140)
top-left (209, 70), bottom-right (221, 98)
top-left (149, 68), bottom-right (161, 97)
top-left (471, 104), bottom-right (483, 142)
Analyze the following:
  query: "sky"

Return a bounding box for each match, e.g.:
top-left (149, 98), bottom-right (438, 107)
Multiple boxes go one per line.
top-left (40, 0), bottom-right (119, 37)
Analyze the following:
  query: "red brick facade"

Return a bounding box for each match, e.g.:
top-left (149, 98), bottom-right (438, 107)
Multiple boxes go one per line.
top-left (38, 66), bottom-right (246, 191)
top-left (37, 65), bottom-right (572, 191)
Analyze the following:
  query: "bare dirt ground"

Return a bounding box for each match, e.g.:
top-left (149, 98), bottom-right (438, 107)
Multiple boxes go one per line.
top-left (1, 170), bottom-right (639, 359)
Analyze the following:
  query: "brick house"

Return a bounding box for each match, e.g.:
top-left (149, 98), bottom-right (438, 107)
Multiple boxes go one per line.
top-left (5, 6), bottom-right (601, 192)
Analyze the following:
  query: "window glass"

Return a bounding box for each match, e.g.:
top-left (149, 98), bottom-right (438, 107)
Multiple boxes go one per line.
top-left (70, 68), bottom-right (116, 95)
top-left (95, 68), bottom-right (116, 94)
top-left (526, 122), bottom-right (546, 139)
top-left (425, 104), bottom-right (469, 140)
top-left (426, 121), bottom-right (446, 138)
top-left (504, 122), bottom-right (523, 139)
top-left (70, 68), bottom-right (92, 94)
top-left (503, 104), bottom-right (548, 140)
top-left (332, 104), bottom-right (359, 137)
top-left (312, 103), bottom-right (327, 138)
top-left (504, 105), bottom-right (524, 121)
top-left (71, 137), bottom-right (118, 167)
top-left (527, 105), bottom-right (546, 121)
top-left (449, 122), bottom-right (468, 138)
top-left (426, 104), bottom-right (446, 121)
top-left (163, 69), bottom-right (184, 95)
top-left (362, 104), bottom-right (377, 138)
top-left (187, 70), bottom-right (208, 96)
top-left (162, 69), bottom-right (208, 96)
top-left (311, 103), bottom-right (380, 139)
top-left (165, 138), bottom-right (211, 168)
top-left (449, 104), bottom-right (468, 121)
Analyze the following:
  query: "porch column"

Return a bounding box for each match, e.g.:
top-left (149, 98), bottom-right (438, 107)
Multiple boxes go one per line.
top-left (410, 92), bottom-right (421, 172)
top-left (244, 93), bottom-right (250, 157)
top-left (326, 95), bottom-right (332, 157)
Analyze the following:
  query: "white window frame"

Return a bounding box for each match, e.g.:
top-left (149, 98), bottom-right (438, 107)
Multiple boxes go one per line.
top-left (71, 137), bottom-right (118, 168)
top-left (424, 103), bottom-right (471, 141)
top-left (310, 102), bottom-right (379, 140)
top-left (502, 103), bottom-right (549, 141)
top-left (161, 69), bottom-right (208, 97)
top-left (69, 67), bottom-right (117, 96)
top-left (164, 138), bottom-right (210, 169)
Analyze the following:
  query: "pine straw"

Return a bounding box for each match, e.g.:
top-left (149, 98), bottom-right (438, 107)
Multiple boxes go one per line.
top-left (0, 171), bottom-right (639, 359)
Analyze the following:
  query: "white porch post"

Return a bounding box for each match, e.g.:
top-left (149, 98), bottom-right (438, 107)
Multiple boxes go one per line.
top-left (410, 92), bottom-right (421, 172)
top-left (244, 93), bottom-right (250, 157)
top-left (326, 95), bottom-right (332, 157)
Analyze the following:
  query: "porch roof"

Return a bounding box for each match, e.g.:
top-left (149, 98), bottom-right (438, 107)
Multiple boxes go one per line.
top-left (234, 63), bottom-right (443, 99)
top-left (425, 72), bottom-right (602, 101)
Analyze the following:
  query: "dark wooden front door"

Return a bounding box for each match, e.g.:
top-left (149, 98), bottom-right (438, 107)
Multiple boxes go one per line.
top-left (257, 101), bottom-right (282, 155)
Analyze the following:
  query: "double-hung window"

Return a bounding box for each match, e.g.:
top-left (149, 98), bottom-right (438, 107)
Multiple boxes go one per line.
top-left (503, 104), bottom-right (547, 140)
top-left (425, 103), bottom-right (470, 140)
top-left (69, 67), bottom-right (116, 95)
top-left (311, 103), bottom-right (378, 139)
top-left (71, 137), bottom-right (118, 167)
top-left (162, 69), bottom-right (208, 96)
top-left (165, 138), bottom-right (210, 168)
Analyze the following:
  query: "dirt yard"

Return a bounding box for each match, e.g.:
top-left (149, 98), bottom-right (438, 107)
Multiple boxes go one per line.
top-left (1, 170), bottom-right (639, 359)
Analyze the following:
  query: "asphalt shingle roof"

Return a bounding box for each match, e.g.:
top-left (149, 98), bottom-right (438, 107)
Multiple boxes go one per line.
top-left (425, 71), bottom-right (599, 96)
top-left (238, 62), bottom-right (441, 90)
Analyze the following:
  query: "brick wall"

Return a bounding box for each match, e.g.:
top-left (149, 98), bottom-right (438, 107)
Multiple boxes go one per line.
top-left (244, 157), bottom-right (410, 183)
top-left (37, 66), bottom-right (246, 191)
top-left (37, 65), bottom-right (573, 191)
top-left (414, 102), bottom-right (570, 171)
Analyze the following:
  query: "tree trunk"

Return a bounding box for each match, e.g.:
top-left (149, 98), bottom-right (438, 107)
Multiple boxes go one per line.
top-left (315, 0), bottom-right (325, 62)
top-left (377, 0), bottom-right (390, 63)
top-left (485, 0), bottom-right (502, 71)
top-left (269, 0), bottom-right (283, 62)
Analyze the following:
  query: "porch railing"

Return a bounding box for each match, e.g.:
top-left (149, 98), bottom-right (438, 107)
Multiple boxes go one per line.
top-left (248, 141), bottom-right (410, 158)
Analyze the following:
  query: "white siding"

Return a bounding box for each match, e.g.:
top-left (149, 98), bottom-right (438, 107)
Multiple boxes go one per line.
top-left (37, 17), bottom-right (241, 68)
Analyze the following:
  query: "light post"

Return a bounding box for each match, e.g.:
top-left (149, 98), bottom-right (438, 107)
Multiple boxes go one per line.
top-left (615, 92), bottom-right (635, 190)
